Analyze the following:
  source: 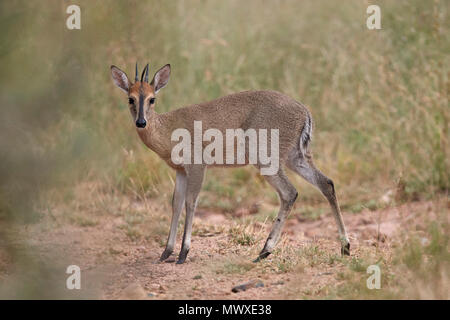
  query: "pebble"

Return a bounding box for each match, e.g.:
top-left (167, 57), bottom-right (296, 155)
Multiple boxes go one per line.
top-left (159, 285), bottom-right (167, 292)
top-left (232, 280), bottom-right (264, 293)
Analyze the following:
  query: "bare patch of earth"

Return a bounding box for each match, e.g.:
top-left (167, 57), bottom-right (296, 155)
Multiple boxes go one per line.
top-left (0, 198), bottom-right (442, 299)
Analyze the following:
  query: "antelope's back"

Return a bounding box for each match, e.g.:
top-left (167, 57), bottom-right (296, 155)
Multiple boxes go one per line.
top-left (164, 90), bottom-right (310, 166)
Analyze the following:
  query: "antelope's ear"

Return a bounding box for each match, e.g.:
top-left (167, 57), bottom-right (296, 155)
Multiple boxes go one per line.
top-left (111, 65), bottom-right (130, 93)
top-left (151, 64), bottom-right (171, 94)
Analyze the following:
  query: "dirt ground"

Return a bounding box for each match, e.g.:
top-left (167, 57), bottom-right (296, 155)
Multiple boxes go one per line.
top-left (1, 188), bottom-right (445, 300)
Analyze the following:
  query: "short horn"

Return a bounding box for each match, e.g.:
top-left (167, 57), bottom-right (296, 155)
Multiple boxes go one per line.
top-left (144, 63), bottom-right (149, 83)
top-left (141, 63), bottom-right (149, 83)
top-left (135, 62), bottom-right (139, 82)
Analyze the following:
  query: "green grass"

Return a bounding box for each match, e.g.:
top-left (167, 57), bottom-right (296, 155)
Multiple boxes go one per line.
top-left (216, 260), bottom-right (256, 275)
top-left (228, 225), bottom-right (257, 246)
top-left (321, 218), bottom-right (449, 299)
top-left (68, 215), bottom-right (98, 227)
top-left (3, 0), bottom-right (446, 212)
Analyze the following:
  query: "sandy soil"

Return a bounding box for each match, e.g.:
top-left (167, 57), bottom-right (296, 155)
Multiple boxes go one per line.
top-left (1, 195), bottom-right (441, 300)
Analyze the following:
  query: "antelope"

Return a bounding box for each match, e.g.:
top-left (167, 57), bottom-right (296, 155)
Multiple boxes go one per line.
top-left (110, 62), bottom-right (350, 264)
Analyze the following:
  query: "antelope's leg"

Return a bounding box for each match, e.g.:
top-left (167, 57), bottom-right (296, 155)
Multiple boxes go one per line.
top-left (177, 165), bottom-right (206, 264)
top-left (254, 168), bottom-right (298, 262)
top-left (287, 155), bottom-right (350, 255)
top-left (160, 170), bottom-right (187, 261)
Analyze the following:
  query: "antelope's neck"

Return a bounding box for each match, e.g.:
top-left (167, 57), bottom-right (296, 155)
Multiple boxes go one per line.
top-left (136, 113), bottom-right (171, 158)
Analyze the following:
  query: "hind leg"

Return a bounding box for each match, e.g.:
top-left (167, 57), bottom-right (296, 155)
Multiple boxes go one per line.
top-left (254, 168), bottom-right (298, 262)
top-left (287, 153), bottom-right (350, 255)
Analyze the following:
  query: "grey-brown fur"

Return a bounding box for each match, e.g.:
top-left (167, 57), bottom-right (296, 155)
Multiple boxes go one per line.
top-left (111, 63), bottom-right (350, 264)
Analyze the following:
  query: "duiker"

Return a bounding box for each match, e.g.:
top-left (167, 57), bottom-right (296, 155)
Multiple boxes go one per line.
top-left (111, 63), bottom-right (350, 264)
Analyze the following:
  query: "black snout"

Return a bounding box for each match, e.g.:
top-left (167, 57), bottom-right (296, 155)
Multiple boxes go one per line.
top-left (136, 118), bottom-right (146, 128)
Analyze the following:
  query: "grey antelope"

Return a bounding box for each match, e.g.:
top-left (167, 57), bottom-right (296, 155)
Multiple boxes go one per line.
top-left (110, 62), bottom-right (350, 264)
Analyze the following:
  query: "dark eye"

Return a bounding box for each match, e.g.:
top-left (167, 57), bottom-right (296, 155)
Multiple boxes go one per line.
top-left (149, 98), bottom-right (155, 104)
top-left (128, 98), bottom-right (134, 105)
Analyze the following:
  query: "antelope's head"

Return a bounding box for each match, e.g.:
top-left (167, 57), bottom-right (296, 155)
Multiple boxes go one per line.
top-left (110, 63), bottom-right (171, 129)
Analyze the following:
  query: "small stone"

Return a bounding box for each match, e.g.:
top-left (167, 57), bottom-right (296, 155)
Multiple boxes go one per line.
top-left (380, 190), bottom-right (394, 204)
top-left (317, 272), bottom-right (333, 276)
top-left (421, 237), bottom-right (430, 246)
top-left (232, 280), bottom-right (264, 293)
top-left (159, 285), bottom-right (167, 292)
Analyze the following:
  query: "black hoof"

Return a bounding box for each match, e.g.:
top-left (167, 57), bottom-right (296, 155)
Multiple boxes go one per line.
top-left (176, 249), bottom-right (189, 264)
top-left (341, 243), bottom-right (350, 256)
top-left (253, 251), bottom-right (271, 263)
top-left (160, 249), bottom-right (173, 261)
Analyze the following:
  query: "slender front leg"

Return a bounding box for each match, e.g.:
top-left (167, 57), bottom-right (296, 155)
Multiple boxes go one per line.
top-left (177, 165), bottom-right (206, 264)
top-left (160, 170), bottom-right (187, 261)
